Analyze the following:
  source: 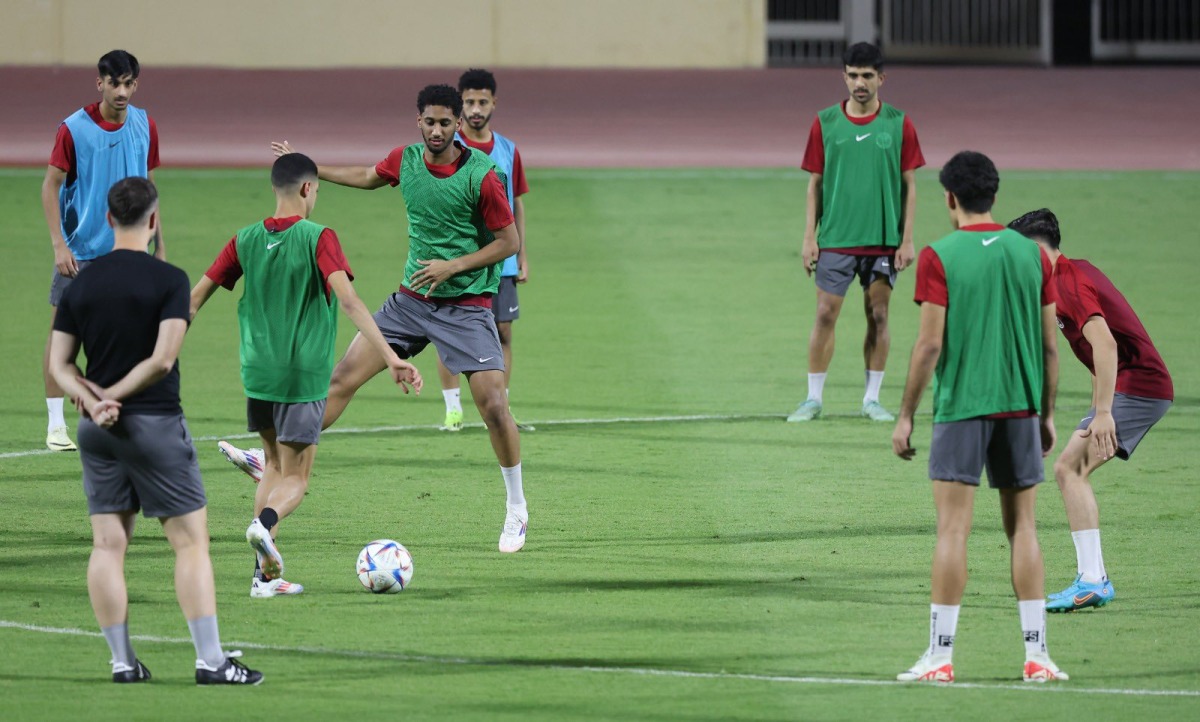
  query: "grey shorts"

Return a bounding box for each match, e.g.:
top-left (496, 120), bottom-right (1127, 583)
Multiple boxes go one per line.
top-left (494, 276), bottom-right (520, 323)
top-left (373, 292), bottom-right (505, 375)
top-left (815, 252), bottom-right (896, 297)
top-left (247, 397), bottom-right (326, 445)
top-left (77, 414), bottom-right (206, 518)
top-left (49, 260), bottom-right (93, 306)
top-left (1077, 393), bottom-right (1171, 460)
top-left (929, 416), bottom-right (1045, 489)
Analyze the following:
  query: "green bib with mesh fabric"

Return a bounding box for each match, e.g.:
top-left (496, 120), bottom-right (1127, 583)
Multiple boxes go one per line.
top-left (928, 228), bottom-right (1045, 423)
top-left (234, 219), bottom-right (338, 403)
top-left (815, 102), bottom-right (906, 249)
top-left (399, 145), bottom-right (507, 298)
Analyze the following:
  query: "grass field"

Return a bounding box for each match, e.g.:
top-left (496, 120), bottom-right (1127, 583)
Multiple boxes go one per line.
top-left (0, 167), bottom-right (1197, 720)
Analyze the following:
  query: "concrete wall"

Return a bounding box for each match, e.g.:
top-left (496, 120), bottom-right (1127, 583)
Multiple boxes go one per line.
top-left (0, 0), bottom-right (765, 68)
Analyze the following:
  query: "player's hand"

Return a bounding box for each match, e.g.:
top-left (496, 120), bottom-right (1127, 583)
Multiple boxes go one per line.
top-left (386, 358), bottom-right (423, 395)
top-left (409, 259), bottom-right (460, 297)
top-left (892, 416), bottom-right (916, 460)
top-left (802, 238), bottom-right (819, 278)
top-left (270, 140), bottom-right (297, 157)
top-left (517, 258), bottom-right (529, 284)
top-left (1081, 410), bottom-right (1117, 460)
top-left (54, 246), bottom-right (79, 278)
top-left (895, 242), bottom-right (916, 271)
top-left (1040, 416), bottom-right (1057, 458)
top-left (89, 398), bottom-right (122, 428)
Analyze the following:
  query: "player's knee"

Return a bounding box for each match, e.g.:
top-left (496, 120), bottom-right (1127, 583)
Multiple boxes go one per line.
top-left (1053, 455), bottom-right (1082, 484)
top-left (476, 393), bottom-right (510, 426)
top-left (815, 303), bottom-right (840, 326)
top-left (867, 306), bottom-right (889, 329)
top-left (92, 531), bottom-right (129, 555)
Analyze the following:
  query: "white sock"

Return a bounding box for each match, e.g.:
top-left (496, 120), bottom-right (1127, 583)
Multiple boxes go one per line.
top-left (864, 370), bottom-right (885, 404)
top-left (1072, 529), bottom-right (1107, 583)
top-left (501, 463), bottom-right (526, 516)
top-left (47, 397), bottom-right (65, 431)
top-left (807, 373), bottom-right (827, 404)
top-left (928, 604), bottom-right (959, 658)
top-left (442, 388), bottom-right (462, 414)
top-left (1018, 599), bottom-right (1047, 657)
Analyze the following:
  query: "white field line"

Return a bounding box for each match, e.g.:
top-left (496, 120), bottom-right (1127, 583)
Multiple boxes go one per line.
top-left (0, 413), bottom-right (780, 460)
top-left (2, 619), bottom-right (1197, 697)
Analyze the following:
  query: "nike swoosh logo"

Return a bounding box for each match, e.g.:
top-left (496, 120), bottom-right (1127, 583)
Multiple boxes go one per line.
top-left (108, 141), bottom-right (122, 148)
top-left (1073, 592), bottom-right (1097, 605)
top-left (981, 236), bottom-right (999, 246)
top-left (478, 356), bottom-right (495, 363)
top-left (267, 241), bottom-right (283, 250)
top-left (856, 133), bottom-right (871, 142)
top-left (881, 261), bottom-right (889, 267)
top-left (508, 306), bottom-right (519, 313)
top-left (835, 137), bottom-right (848, 145)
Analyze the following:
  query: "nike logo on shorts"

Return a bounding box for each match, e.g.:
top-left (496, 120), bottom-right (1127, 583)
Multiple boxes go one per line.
top-left (508, 306), bottom-right (519, 313)
top-left (478, 356), bottom-right (495, 363)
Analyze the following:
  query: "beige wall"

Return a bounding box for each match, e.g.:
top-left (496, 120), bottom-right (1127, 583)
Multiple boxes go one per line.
top-left (0, 0), bottom-right (765, 68)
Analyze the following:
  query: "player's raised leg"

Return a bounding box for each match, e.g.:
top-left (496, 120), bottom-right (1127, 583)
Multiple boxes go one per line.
top-left (1047, 430), bottom-right (1114, 611)
top-left (468, 368), bottom-right (526, 552)
top-left (324, 331), bottom-right (390, 430)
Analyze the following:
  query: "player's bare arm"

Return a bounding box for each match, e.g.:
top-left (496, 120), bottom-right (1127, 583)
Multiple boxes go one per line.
top-left (48, 330), bottom-right (121, 427)
top-left (189, 275), bottom-right (220, 322)
top-left (802, 173), bottom-right (822, 276)
top-left (895, 169), bottom-right (918, 271)
top-left (327, 270), bottom-right (423, 395)
top-left (892, 301), bottom-right (945, 459)
top-left (408, 223), bottom-right (520, 297)
top-left (1039, 303), bottom-right (1060, 457)
top-left (514, 196), bottom-right (528, 283)
top-left (147, 169), bottom-right (166, 260)
top-left (100, 318), bottom-right (188, 402)
top-left (1079, 315), bottom-right (1119, 459)
top-left (270, 141), bottom-right (387, 189)
top-left (41, 165), bottom-right (77, 278)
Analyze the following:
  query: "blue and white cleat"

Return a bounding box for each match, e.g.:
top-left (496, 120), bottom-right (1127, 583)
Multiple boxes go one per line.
top-left (1047, 575), bottom-right (1114, 612)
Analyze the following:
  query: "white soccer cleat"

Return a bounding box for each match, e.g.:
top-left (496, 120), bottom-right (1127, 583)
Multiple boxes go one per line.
top-left (46, 426), bottom-right (77, 451)
top-left (218, 441), bottom-right (264, 483)
top-left (499, 507), bottom-right (527, 553)
top-left (246, 518), bottom-right (284, 579)
top-left (897, 652), bottom-right (954, 682)
top-left (1024, 654), bottom-right (1069, 682)
top-left (250, 576), bottom-right (304, 598)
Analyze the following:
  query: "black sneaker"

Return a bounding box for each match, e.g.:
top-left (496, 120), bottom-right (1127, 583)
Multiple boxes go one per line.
top-left (195, 651), bottom-right (263, 685)
top-left (112, 659), bottom-right (151, 683)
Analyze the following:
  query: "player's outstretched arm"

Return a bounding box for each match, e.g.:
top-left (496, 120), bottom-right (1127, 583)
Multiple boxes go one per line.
top-left (408, 223), bottom-right (520, 297)
top-left (102, 318), bottom-right (188, 402)
top-left (41, 165), bottom-right (78, 278)
top-left (802, 173), bottom-right (822, 277)
top-left (189, 275), bottom-right (220, 322)
top-left (270, 141), bottom-right (387, 189)
top-left (48, 330), bottom-right (121, 428)
top-left (327, 271), bottom-right (423, 395)
top-left (892, 302), bottom-right (945, 459)
top-left (1039, 303), bottom-right (1060, 457)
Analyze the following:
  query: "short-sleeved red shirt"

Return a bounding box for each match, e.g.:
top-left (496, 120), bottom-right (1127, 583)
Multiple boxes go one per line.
top-left (49, 103), bottom-right (160, 184)
top-left (1053, 256), bottom-right (1173, 400)
top-left (373, 142), bottom-right (514, 230)
top-left (459, 134), bottom-right (529, 198)
top-left (205, 217), bottom-right (352, 300)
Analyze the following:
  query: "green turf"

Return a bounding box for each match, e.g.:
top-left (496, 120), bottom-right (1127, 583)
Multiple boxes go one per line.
top-left (0, 168), bottom-right (1197, 720)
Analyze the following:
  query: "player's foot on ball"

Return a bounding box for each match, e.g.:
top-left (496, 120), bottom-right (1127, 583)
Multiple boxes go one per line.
top-left (440, 409), bottom-right (464, 432)
top-left (246, 518), bottom-right (284, 579)
top-left (1024, 653), bottom-right (1069, 682)
top-left (861, 401), bottom-right (896, 422)
top-left (195, 651), bottom-right (264, 685)
top-left (499, 507), bottom-right (527, 553)
top-left (112, 659), bottom-right (151, 683)
top-left (46, 425), bottom-right (77, 451)
top-left (511, 413), bottom-right (536, 432)
top-left (896, 651), bottom-right (954, 682)
top-left (786, 399), bottom-right (822, 422)
top-left (1047, 575), bottom-right (1114, 612)
top-left (218, 441), bottom-right (264, 482)
top-left (250, 576), bottom-right (304, 598)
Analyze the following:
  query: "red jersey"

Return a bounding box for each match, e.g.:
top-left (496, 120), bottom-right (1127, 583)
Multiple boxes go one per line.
top-left (49, 103), bottom-right (161, 184)
top-left (373, 142), bottom-right (514, 231)
top-left (1053, 256), bottom-right (1173, 400)
top-left (205, 216), bottom-right (352, 301)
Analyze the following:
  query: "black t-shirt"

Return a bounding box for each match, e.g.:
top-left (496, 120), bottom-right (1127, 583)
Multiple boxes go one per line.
top-left (53, 250), bottom-right (190, 415)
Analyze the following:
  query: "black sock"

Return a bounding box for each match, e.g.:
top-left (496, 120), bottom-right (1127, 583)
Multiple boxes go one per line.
top-left (257, 507), bottom-right (279, 531)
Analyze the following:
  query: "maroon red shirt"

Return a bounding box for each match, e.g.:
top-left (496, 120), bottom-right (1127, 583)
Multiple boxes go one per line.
top-left (373, 142), bottom-right (514, 231)
top-left (1053, 256), bottom-right (1173, 400)
top-left (204, 216), bottom-right (353, 300)
top-left (49, 103), bottom-right (161, 184)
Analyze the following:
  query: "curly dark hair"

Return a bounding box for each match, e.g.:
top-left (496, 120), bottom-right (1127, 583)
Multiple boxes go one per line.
top-left (1008, 208), bottom-right (1061, 249)
top-left (458, 68), bottom-right (497, 95)
top-left (417, 84), bottom-right (463, 117)
top-left (939, 151), bottom-right (1000, 214)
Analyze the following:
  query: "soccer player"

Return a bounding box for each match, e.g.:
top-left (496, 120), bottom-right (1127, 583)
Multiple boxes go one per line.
top-left (48, 177), bottom-right (261, 685)
top-left (1008, 209), bottom-right (1173, 612)
top-left (225, 84), bottom-right (527, 552)
top-left (789, 42), bottom-right (924, 423)
top-left (892, 151), bottom-right (1067, 683)
top-left (435, 68), bottom-right (534, 432)
top-left (41, 49), bottom-right (164, 452)
top-left (190, 154), bottom-right (422, 598)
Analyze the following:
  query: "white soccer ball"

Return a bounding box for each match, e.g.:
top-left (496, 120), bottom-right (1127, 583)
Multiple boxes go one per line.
top-left (356, 539), bottom-right (414, 594)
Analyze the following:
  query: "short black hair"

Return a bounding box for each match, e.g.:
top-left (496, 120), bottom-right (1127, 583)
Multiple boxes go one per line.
top-left (417, 84), bottom-right (463, 118)
top-left (98, 50), bottom-right (139, 80)
top-left (843, 42), bottom-right (883, 70)
top-left (939, 151), bottom-right (1000, 214)
top-left (458, 68), bottom-right (497, 95)
top-left (271, 153), bottom-right (318, 189)
top-left (1008, 208), bottom-right (1061, 250)
top-left (107, 177), bottom-right (157, 227)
